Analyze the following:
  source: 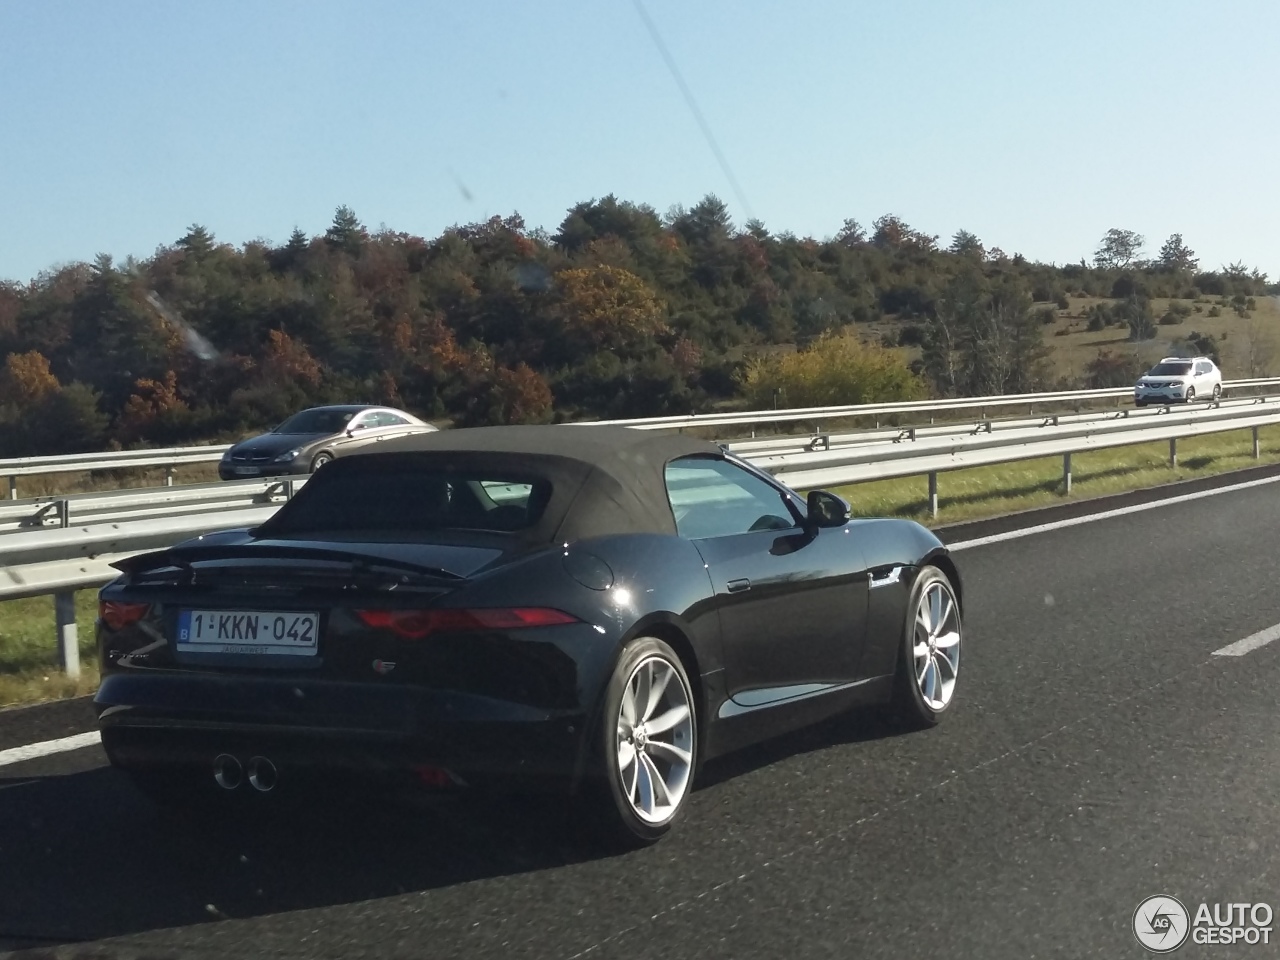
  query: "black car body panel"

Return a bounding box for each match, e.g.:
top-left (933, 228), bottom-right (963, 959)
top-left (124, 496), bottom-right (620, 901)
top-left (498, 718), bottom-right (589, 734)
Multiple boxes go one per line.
top-left (97, 425), bottom-right (961, 796)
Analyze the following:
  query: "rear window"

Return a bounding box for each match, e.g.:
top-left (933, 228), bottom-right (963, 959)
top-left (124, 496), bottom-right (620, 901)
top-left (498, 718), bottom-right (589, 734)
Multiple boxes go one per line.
top-left (264, 464), bottom-right (552, 536)
top-left (1148, 362), bottom-right (1192, 376)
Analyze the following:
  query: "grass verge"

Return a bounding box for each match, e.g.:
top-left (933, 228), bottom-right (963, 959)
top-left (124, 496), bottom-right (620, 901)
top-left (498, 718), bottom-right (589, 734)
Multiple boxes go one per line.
top-left (0, 593), bottom-right (100, 708)
top-left (833, 423), bottom-right (1280, 524)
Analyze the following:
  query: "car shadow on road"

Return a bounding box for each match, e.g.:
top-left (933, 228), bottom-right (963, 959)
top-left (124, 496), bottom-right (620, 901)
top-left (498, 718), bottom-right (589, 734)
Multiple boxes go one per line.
top-left (694, 705), bottom-right (915, 790)
top-left (0, 764), bottom-right (594, 951)
top-left (0, 710), bottom-right (911, 952)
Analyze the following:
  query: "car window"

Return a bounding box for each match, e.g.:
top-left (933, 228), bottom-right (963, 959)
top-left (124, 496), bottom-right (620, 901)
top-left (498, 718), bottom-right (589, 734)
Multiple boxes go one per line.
top-left (274, 409), bottom-right (359, 435)
top-left (379, 413), bottom-right (410, 426)
top-left (266, 466), bottom-right (551, 535)
top-left (1148, 362), bottom-right (1192, 377)
top-left (664, 457), bottom-right (797, 539)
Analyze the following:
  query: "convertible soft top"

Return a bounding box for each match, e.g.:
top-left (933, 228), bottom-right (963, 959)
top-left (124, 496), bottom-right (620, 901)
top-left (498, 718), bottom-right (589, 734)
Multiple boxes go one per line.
top-left (265, 424), bottom-right (726, 544)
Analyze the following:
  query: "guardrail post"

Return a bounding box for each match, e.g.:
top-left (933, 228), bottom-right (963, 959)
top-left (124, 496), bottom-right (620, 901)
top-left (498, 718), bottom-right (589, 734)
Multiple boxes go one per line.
top-left (165, 467), bottom-right (175, 487)
top-left (1169, 438), bottom-right (1178, 468)
top-left (57, 499), bottom-right (70, 528)
top-left (55, 591), bottom-right (80, 680)
top-left (1253, 426), bottom-right (1261, 459)
top-left (1063, 453), bottom-right (1072, 495)
top-left (7, 476), bottom-right (14, 500)
top-left (928, 472), bottom-right (938, 519)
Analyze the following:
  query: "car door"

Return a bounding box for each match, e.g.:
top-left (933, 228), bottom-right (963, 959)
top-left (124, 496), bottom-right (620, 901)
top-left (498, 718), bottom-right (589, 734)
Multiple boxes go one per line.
top-left (370, 411), bottom-right (431, 442)
top-left (1198, 361), bottom-right (1217, 395)
top-left (664, 455), bottom-right (869, 704)
top-left (330, 411), bottom-right (382, 452)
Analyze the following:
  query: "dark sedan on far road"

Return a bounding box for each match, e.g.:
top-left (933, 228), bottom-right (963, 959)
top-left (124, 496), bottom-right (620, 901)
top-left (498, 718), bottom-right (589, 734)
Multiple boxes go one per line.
top-left (218, 404), bottom-right (436, 480)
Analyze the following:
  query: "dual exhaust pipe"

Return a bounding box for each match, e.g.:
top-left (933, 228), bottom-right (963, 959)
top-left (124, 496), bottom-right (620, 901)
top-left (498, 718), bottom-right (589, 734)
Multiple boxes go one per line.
top-left (213, 753), bottom-right (278, 793)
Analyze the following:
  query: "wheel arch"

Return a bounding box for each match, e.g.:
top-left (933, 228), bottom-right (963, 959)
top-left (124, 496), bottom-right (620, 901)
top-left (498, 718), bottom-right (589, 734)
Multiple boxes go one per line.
top-left (573, 613), bottom-right (708, 793)
top-left (921, 547), bottom-right (963, 612)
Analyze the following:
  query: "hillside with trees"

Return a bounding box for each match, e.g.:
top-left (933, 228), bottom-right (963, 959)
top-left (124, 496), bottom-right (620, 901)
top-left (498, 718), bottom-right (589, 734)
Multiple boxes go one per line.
top-left (0, 197), bottom-right (1273, 456)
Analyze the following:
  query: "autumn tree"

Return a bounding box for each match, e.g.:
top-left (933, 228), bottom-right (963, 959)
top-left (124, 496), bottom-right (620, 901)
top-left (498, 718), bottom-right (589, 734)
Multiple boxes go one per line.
top-left (1094, 228), bottom-right (1145, 269)
top-left (325, 205), bottom-right (368, 257)
top-left (118, 370), bottom-right (190, 442)
top-left (949, 230), bottom-right (984, 259)
top-left (1156, 233), bottom-right (1198, 273)
top-left (0, 350), bottom-right (60, 406)
top-left (549, 265), bottom-right (667, 354)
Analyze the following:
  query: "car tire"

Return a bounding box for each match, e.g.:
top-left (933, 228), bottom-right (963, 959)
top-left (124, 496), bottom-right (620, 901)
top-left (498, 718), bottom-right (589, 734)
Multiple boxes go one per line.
top-left (310, 452), bottom-right (334, 472)
top-left (1212, 383), bottom-right (1222, 401)
top-left (1185, 387), bottom-right (1196, 403)
top-left (886, 566), bottom-right (962, 729)
top-left (586, 637), bottom-right (698, 849)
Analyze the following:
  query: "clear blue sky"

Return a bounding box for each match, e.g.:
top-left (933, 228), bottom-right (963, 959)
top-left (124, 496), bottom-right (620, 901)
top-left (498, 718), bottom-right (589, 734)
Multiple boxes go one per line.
top-left (3, 0), bottom-right (1278, 284)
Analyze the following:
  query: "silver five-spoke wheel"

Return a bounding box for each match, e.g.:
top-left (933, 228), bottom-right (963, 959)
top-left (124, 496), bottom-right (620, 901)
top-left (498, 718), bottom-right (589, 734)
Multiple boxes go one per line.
top-left (913, 579), bottom-right (961, 711)
top-left (615, 655), bottom-right (694, 824)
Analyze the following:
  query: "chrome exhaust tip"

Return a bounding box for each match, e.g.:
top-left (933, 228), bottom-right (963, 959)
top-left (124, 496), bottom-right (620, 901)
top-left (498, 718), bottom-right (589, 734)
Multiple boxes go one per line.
top-left (247, 756), bottom-right (278, 793)
top-left (213, 754), bottom-right (243, 791)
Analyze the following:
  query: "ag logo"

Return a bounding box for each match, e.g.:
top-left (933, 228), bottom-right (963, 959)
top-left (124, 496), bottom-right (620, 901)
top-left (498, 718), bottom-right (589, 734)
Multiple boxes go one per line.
top-left (1133, 895), bottom-right (1190, 953)
top-left (372, 659), bottom-right (396, 675)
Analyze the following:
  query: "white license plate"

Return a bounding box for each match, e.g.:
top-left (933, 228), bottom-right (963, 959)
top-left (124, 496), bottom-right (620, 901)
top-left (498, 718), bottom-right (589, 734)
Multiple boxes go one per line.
top-left (176, 609), bottom-right (319, 656)
top-left (233, 466), bottom-right (259, 476)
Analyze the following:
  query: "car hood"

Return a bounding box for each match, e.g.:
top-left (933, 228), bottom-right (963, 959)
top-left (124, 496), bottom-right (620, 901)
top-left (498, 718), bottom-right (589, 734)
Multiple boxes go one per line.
top-left (230, 432), bottom-right (327, 456)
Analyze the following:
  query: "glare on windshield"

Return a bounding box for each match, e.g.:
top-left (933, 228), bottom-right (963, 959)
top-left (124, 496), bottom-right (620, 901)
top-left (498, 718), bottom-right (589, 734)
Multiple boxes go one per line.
top-left (274, 410), bottom-right (357, 435)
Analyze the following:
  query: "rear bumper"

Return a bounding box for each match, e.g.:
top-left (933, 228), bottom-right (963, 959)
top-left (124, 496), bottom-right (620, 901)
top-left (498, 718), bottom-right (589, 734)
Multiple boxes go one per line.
top-left (95, 673), bottom-right (593, 792)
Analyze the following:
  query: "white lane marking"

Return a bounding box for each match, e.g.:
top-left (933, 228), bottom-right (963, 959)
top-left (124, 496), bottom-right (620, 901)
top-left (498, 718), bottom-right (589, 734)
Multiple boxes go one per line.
top-left (947, 473), bottom-right (1280, 552)
top-left (0, 730), bottom-right (101, 769)
top-left (1213, 623), bottom-right (1280, 657)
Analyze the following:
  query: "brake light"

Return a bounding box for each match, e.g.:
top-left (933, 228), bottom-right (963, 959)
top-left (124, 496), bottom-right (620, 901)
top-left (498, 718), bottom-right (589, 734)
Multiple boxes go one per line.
top-left (354, 607), bottom-right (579, 639)
top-left (100, 601), bottom-right (151, 631)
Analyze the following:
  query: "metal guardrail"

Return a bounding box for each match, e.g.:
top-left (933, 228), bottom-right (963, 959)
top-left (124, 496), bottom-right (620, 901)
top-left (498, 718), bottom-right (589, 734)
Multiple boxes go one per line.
top-left (579, 378), bottom-right (1280, 432)
top-left (0, 444), bottom-right (231, 499)
top-left (0, 477), bottom-right (302, 535)
top-left (8, 383), bottom-right (1280, 681)
top-left (8, 380), bottom-right (1280, 500)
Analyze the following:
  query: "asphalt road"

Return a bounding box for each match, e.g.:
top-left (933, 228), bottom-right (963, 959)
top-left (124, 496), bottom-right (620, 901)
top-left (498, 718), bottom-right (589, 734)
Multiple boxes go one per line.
top-left (4, 481), bottom-right (1280, 959)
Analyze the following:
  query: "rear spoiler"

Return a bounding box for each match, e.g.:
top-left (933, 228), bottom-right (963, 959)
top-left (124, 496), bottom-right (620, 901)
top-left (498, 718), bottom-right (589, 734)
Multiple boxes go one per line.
top-left (111, 543), bottom-right (465, 582)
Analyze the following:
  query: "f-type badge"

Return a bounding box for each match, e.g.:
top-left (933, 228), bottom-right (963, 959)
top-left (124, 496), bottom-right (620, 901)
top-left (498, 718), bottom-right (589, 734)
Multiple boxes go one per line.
top-left (372, 660), bottom-right (397, 675)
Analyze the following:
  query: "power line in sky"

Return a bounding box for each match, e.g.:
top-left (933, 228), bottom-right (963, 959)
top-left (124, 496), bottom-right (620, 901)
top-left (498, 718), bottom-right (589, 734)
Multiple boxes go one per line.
top-left (631, 0), bottom-right (756, 224)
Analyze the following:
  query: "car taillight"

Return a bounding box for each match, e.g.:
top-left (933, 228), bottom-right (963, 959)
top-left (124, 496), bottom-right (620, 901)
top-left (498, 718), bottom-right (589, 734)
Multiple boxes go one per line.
top-left (354, 607), bottom-right (579, 639)
top-left (100, 601), bottom-right (151, 630)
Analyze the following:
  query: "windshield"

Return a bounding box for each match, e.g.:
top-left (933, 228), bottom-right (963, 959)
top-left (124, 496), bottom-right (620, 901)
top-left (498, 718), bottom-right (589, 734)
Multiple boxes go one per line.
top-left (1147, 363), bottom-right (1193, 376)
top-left (273, 409), bottom-right (361, 435)
top-left (264, 463), bottom-right (550, 536)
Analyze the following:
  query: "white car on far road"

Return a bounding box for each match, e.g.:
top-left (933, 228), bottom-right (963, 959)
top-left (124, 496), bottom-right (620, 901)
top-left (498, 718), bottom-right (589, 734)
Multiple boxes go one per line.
top-left (1134, 356), bottom-right (1222, 406)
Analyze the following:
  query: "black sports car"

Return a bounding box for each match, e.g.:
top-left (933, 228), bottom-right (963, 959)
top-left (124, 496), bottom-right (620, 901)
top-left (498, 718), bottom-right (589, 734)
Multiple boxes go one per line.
top-left (96, 425), bottom-right (964, 845)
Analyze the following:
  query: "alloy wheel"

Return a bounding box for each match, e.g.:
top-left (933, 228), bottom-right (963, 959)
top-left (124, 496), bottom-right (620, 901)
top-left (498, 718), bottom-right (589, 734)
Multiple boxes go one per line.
top-left (615, 656), bottom-right (694, 824)
top-left (913, 580), bottom-right (961, 711)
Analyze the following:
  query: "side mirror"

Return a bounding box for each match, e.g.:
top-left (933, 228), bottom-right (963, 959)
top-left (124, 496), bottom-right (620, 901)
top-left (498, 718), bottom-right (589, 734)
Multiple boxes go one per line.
top-left (806, 490), bottom-right (851, 529)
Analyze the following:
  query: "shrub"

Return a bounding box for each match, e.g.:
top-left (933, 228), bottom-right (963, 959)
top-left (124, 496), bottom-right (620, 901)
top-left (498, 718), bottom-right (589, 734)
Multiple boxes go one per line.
top-left (1055, 293), bottom-right (1070, 310)
top-left (1208, 305), bottom-right (1222, 317)
top-left (1085, 349), bottom-right (1144, 388)
top-left (1159, 312), bottom-right (1184, 325)
top-left (736, 332), bottom-right (927, 408)
top-left (1035, 306), bottom-right (1057, 325)
top-left (897, 323), bottom-right (926, 347)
